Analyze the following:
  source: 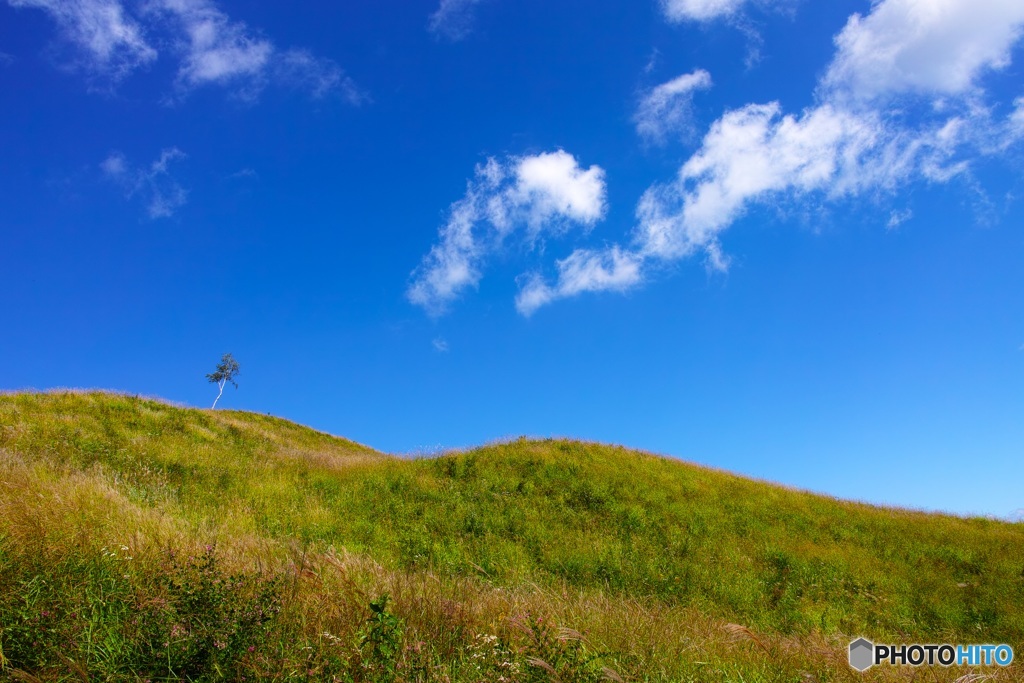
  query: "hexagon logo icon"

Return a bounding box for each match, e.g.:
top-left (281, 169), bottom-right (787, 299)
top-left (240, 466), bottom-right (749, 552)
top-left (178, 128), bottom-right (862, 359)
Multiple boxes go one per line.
top-left (849, 638), bottom-right (875, 672)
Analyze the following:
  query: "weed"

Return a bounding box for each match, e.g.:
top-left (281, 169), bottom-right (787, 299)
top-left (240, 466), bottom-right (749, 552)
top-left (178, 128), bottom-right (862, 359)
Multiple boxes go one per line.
top-left (357, 595), bottom-right (403, 681)
top-left (513, 614), bottom-right (613, 683)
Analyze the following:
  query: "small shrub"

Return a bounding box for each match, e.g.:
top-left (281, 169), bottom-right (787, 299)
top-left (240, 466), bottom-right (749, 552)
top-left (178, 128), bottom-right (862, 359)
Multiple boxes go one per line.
top-left (136, 545), bottom-right (283, 680)
top-left (356, 594), bottom-right (404, 683)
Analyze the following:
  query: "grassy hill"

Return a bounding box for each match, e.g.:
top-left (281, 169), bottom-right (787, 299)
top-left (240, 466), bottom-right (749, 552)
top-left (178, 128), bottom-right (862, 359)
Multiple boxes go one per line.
top-left (0, 391), bottom-right (1021, 682)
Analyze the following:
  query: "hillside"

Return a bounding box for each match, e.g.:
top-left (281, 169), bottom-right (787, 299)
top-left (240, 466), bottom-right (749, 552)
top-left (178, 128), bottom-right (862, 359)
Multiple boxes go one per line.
top-left (0, 391), bottom-right (1021, 682)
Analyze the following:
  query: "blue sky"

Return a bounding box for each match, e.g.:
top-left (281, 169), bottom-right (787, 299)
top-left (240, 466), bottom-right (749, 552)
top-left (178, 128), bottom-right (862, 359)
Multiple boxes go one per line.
top-left (2, 0), bottom-right (1023, 518)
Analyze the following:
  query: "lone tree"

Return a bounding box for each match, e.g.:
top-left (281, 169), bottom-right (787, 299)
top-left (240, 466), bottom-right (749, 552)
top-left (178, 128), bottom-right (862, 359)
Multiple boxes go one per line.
top-left (206, 353), bottom-right (240, 409)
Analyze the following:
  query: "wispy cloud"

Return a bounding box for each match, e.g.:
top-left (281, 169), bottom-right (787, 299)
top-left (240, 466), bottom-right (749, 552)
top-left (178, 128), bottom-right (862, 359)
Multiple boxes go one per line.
top-left (428, 0), bottom-right (486, 42)
top-left (147, 0), bottom-right (363, 102)
top-left (432, 337), bottom-right (450, 352)
top-left (226, 167), bottom-right (258, 181)
top-left (659, 0), bottom-right (798, 24)
top-left (8, 0), bottom-right (362, 101)
top-left (408, 150), bottom-right (607, 315)
top-left (635, 69), bottom-right (712, 145)
top-left (515, 247), bottom-right (643, 316)
top-left (101, 148), bottom-right (188, 218)
top-left (274, 48), bottom-right (364, 103)
top-left (657, 1), bottom-right (774, 69)
top-left (886, 208), bottom-right (912, 230)
top-left (660, 0), bottom-right (749, 22)
top-left (643, 49), bottom-right (660, 75)
top-left (1010, 98), bottom-right (1024, 138)
top-left (148, 0), bottom-right (272, 95)
top-left (0, 51), bottom-right (15, 66)
top-left (7, 0), bottom-right (156, 82)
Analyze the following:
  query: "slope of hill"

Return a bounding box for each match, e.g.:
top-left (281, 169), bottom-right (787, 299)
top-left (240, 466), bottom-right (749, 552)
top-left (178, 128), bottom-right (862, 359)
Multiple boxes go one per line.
top-left (0, 391), bottom-right (1021, 682)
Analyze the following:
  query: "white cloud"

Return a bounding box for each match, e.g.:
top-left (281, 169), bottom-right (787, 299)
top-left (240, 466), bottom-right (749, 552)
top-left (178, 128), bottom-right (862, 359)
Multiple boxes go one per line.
top-left (659, 1), bottom-right (771, 65)
top-left (412, 0), bottom-right (1024, 317)
top-left (275, 48), bottom-right (364, 103)
top-left (635, 69), bottom-right (712, 144)
top-left (635, 102), bottom-right (984, 268)
top-left (101, 147), bottom-right (188, 219)
top-left (886, 208), bottom-right (912, 230)
top-left (432, 337), bottom-right (450, 352)
top-left (408, 150), bottom-right (608, 315)
top-left (428, 0), bottom-right (485, 42)
top-left (636, 103), bottom-right (890, 264)
top-left (149, 0), bottom-right (362, 100)
top-left (9, 0), bottom-right (360, 100)
top-left (7, 0), bottom-right (156, 79)
top-left (661, 0), bottom-right (747, 22)
top-left (509, 151), bottom-right (607, 230)
top-left (639, 0), bottom-right (1024, 275)
top-left (824, 0), bottom-right (1024, 103)
top-left (149, 0), bottom-right (272, 92)
top-left (1011, 98), bottom-right (1024, 137)
top-left (515, 247), bottom-right (643, 316)
top-left (408, 188), bottom-right (483, 315)
top-left (678, 104), bottom-right (877, 224)
top-left (99, 152), bottom-right (126, 176)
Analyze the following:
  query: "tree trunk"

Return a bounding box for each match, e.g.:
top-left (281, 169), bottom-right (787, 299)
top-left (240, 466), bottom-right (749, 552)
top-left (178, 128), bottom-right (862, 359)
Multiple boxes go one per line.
top-left (212, 379), bottom-right (225, 409)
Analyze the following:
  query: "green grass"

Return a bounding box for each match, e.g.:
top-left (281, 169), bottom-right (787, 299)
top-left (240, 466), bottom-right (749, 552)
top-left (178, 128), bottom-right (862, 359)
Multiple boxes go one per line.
top-left (1, 390), bottom-right (1022, 682)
